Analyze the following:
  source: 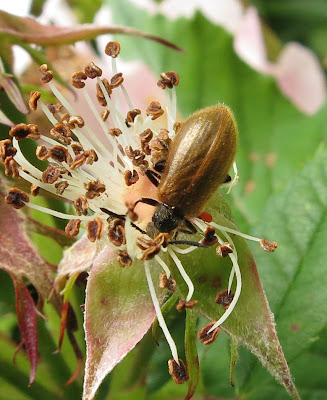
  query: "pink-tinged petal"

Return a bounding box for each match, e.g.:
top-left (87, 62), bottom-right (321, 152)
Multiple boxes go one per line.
top-left (11, 274), bottom-right (38, 385)
top-left (57, 235), bottom-right (97, 279)
top-left (233, 6), bottom-right (270, 73)
top-left (0, 109), bottom-right (14, 126)
top-left (83, 247), bottom-right (160, 400)
top-left (273, 42), bottom-right (326, 115)
top-left (0, 73), bottom-right (28, 114)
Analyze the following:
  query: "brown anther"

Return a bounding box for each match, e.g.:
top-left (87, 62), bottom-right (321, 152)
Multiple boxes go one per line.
top-left (159, 273), bottom-right (176, 292)
top-left (42, 164), bottom-right (60, 184)
top-left (260, 238), bottom-right (278, 252)
top-left (50, 123), bottom-right (72, 145)
top-left (125, 146), bottom-right (146, 167)
top-left (117, 250), bottom-right (132, 267)
top-left (96, 78), bottom-right (112, 106)
top-left (72, 71), bottom-right (87, 88)
top-left (55, 180), bottom-right (69, 195)
top-left (84, 179), bottom-right (106, 199)
top-left (173, 122), bottom-right (181, 133)
top-left (146, 101), bottom-right (164, 120)
top-left (48, 145), bottom-right (71, 163)
top-left (201, 225), bottom-right (218, 247)
top-left (124, 170), bottom-right (139, 186)
top-left (136, 236), bottom-right (162, 260)
top-left (84, 149), bottom-right (98, 165)
top-left (69, 115), bottom-right (85, 129)
top-left (125, 201), bottom-right (138, 222)
top-left (168, 359), bottom-right (188, 384)
top-left (55, 103), bottom-right (63, 113)
top-left (0, 139), bottom-right (17, 162)
top-left (150, 130), bottom-right (171, 172)
top-left (125, 109), bottom-right (141, 125)
top-left (5, 188), bottom-right (29, 209)
top-left (84, 62), bottom-right (102, 79)
top-left (28, 91), bottom-right (41, 110)
top-left (198, 322), bottom-right (220, 345)
top-left (4, 157), bottom-right (20, 178)
top-left (108, 128), bottom-right (122, 137)
top-left (108, 219), bottom-right (126, 246)
top-left (36, 145), bottom-right (49, 160)
top-left (176, 299), bottom-right (198, 312)
top-left (65, 219), bottom-right (81, 237)
top-left (139, 128), bottom-right (153, 155)
top-left (70, 153), bottom-right (87, 169)
top-left (30, 184), bottom-right (40, 196)
top-left (9, 123), bottom-right (40, 141)
top-left (71, 142), bottom-right (84, 155)
top-left (39, 64), bottom-right (53, 83)
top-left (216, 242), bottom-right (234, 258)
top-left (157, 71), bottom-right (180, 89)
top-left (110, 72), bottom-right (124, 88)
top-left (215, 289), bottom-right (234, 310)
top-left (153, 233), bottom-right (169, 248)
top-left (136, 236), bottom-right (154, 251)
top-left (87, 217), bottom-right (103, 242)
top-left (101, 109), bottom-right (110, 121)
top-left (47, 104), bottom-right (56, 114)
top-left (105, 41), bottom-right (121, 58)
top-left (74, 195), bottom-right (89, 216)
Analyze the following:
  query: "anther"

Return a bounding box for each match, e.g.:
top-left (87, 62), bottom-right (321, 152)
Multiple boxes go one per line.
top-left (0, 139), bottom-right (17, 162)
top-left (36, 145), bottom-right (49, 160)
top-left (108, 219), bottom-right (126, 246)
top-left (198, 322), bottom-right (220, 345)
top-left (101, 109), bottom-right (110, 121)
top-left (74, 195), bottom-right (89, 216)
top-left (173, 122), bottom-right (181, 133)
top-left (176, 299), bottom-right (198, 311)
top-left (39, 64), bottom-right (53, 83)
top-left (5, 188), bottom-right (29, 209)
top-left (28, 91), bottom-right (41, 110)
top-left (110, 72), bottom-right (124, 88)
top-left (124, 170), bottom-right (139, 186)
top-left (168, 359), bottom-right (188, 384)
top-left (71, 142), bottom-right (84, 155)
top-left (50, 123), bottom-right (72, 145)
top-left (84, 149), bottom-right (98, 165)
top-left (108, 128), bottom-right (122, 137)
top-left (215, 289), bottom-right (234, 310)
top-left (150, 130), bottom-right (171, 172)
top-left (72, 71), bottom-right (87, 89)
top-left (84, 179), bottom-right (106, 199)
top-left (4, 157), bottom-right (20, 178)
top-left (30, 184), bottom-right (40, 196)
top-left (216, 242), bottom-right (234, 258)
top-left (84, 62), bottom-right (102, 79)
top-left (9, 123), bottom-right (40, 141)
top-left (139, 128), bottom-right (153, 155)
top-left (65, 219), bottom-right (81, 237)
top-left (105, 41), bottom-right (121, 58)
top-left (146, 101), bottom-right (164, 120)
top-left (201, 225), bottom-right (218, 246)
top-left (125, 109), bottom-right (141, 125)
top-left (48, 145), bottom-right (71, 163)
top-left (55, 180), bottom-right (69, 195)
top-left (42, 164), bottom-right (60, 184)
top-left (159, 273), bottom-right (176, 292)
top-left (86, 218), bottom-right (103, 242)
top-left (69, 115), bottom-right (85, 129)
top-left (117, 250), bottom-right (132, 267)
top-left (260, 238), bottom-right (278, 252)
top-left (157, 71), bottom-right (180, 89)
top-left (70, 153), bottom-right (87, 169)
top-left (96, 78), bottom-right (112, 106)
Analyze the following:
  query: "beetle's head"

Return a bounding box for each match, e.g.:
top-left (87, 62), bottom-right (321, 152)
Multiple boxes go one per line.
top-left (152, 203), bottom-right (184, 233)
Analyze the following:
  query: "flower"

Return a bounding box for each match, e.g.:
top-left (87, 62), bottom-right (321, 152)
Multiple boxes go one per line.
top-left (1, 40), bottom-right (278, 398)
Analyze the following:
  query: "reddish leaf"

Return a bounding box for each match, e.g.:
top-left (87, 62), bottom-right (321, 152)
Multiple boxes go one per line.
top-left (0, 10), bottom-right (182, 51)
top-left (83, 246), bottom-right (161, 400)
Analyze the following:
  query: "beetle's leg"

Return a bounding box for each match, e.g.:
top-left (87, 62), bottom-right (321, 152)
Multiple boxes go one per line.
top-left (168, 240), bottom-right (208, 247)
top-left (134, 197), bottom-right (160, 207)
top-left (183, 218), bottom-right (197, 234)
top-left (100, 207), bottom-right (125, 220)
top-left (145, 169), bottom-right (161, 187)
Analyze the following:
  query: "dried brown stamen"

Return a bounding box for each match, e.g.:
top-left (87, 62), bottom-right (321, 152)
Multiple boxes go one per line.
top-left (96, 78), bottom-right (112, 106)
top-left (71, 142), bottom-right (84, 155)
top-left (87, 218), bottom-right (103, 242)
top-left (124, 170), bottom-right (139, 186)
top-left (39, 64), bottom-right (53, 83)
top-left (4, 157), bottom-right (20, 179)
top-left (84, 62), bottom-right (102, 79)
top-left (9, 123), bottom-right (40, 141)
top-left (157, 71), bottom-right (180, 89)
top-left (84, 149), bottom-right (98, 165)
top-left (69, 115), bottom-right (85, 129)
top-left (55, 180), bottom-right (69, 195)
top-left (125, 146), bottom-right (146, 167)
top-left (36, 145), bottom-right (49, 160)
top-left (108, 128), bottom-right (122, 137)
top-left (5, 188), bottom-right (29, 209)
top-left (159, 273), bottom-right (176, 292)
top-left (216, 242), bottom-right (234, 258)
top-left (139, 128), bottom-right (153, 155)
top-left (48, 145), bottom-right (71, 163)
top-left (42, 164), bottom-right (60, 184)
top-left (70, 153), bottom-right (87, 170)
top-left (126, 109), bottom-right (141, 125)
top-left (101, 109), bottom-right (110, 121)
top-left (30, 184), bottom-right (40, 196)
top-left (215, 289), bottom-right (234, 310)
top-left (74, 195), bottom-right (89, 216)
top-left (105, 41), bottom-right (121, 58)
top-left (150, 130), bottom-right (171, 172)
top-left (72, 71), bottom-right (87, 89)
top-left (201, 226), bottom-right (218, 246)
top-left (117, 250), bottom-right (132, 267)
top-left (110, 72), bottom-right (124, 88)
top-left (168, 359), bottom-right (188, 384)
top-left (108, 218), bottom-right (126, 246)
top-left (198, 321), bottom-right (220, 345)
top-left (176, 299), bottom-right (198, 311)
top-left (84, 179), bottom-right (106, 199)
top-left (260, 238), bottom-right (278, 252)
top-left (146, 101), bottom-right (164, 120)
top-left (50, 123), bottom-right (72, 145)
top-left (0, 139), bottom-right (17, 162)
top-left (173, 122), bottom-right (181, 133)
top-left (29, 91), bottom-right (41, 110)
top-left (65, 219), bottom-right (81, 237)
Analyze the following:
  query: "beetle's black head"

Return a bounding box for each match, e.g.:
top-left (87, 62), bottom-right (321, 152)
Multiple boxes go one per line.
top-left (152, 203), bottom-right (184, 233)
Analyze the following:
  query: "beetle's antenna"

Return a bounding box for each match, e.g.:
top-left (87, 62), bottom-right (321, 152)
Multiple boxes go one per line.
top-left (144, 261), bottom-right (179, 364)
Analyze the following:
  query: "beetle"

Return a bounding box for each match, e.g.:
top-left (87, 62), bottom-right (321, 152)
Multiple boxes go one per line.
top-left (136, 104), bottom-right (238, 235)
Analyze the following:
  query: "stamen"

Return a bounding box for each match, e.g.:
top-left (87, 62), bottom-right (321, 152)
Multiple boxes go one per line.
top-left (154, 255), bottom-right (171, 278)
top-left (144, 262), bottom-right (179, 363)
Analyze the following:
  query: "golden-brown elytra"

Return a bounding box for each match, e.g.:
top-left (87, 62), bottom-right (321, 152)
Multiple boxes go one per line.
top-left (151, 105), bottom-right (238, 233)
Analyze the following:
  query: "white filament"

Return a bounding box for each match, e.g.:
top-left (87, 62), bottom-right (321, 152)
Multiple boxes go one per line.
top-left (168, 247), bottom-right (194, 302)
